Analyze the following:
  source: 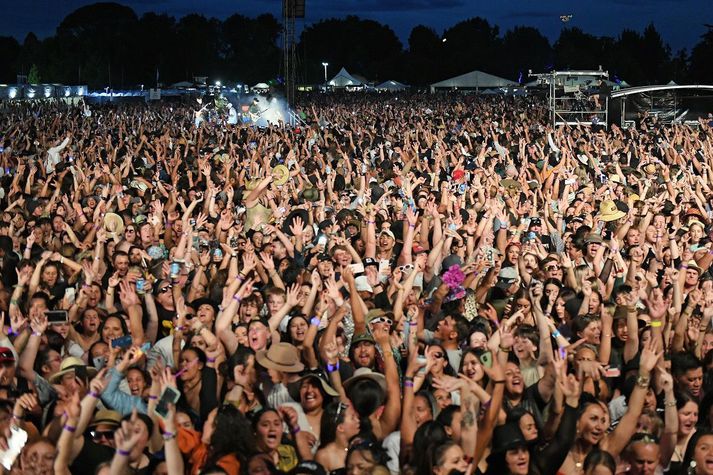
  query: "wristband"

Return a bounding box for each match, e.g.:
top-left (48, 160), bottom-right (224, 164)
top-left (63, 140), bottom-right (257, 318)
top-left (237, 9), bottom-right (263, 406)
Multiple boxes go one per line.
top-left (552, 330), bottom-right (561, 338)
top-left (404, 381), bottom-right (414, 388)
top-left (7, 328), bottom-right (17, 337)
top-left (291, 426), bottom-right (301, 435)
top-left (162, 430), bottom-right (176, 439)
top-left (116, 449), bottom-right (130, 457)
top-left (9, 299), bottom-right (19, 307)
top-left (207, 357), bottom-right (216, 363)
top-left (310, 317), bottom-right (321, 327)
top-left (650, 320), bottom-right (662, 328)
top-left (64, 424), bottom-right (76, 433)
top-left (148, 395), bottom-right (158, 400)
top-left (499, 346), bottom-right (511, 352)
top-left (403, 376), bottom-right (414, 383)
top-left (327, 362), bottom-right (340, 373)
top-left (89, 391), bottom-right (100, 399)
top-left (233, 294), bottom-right (242, 303)
top-left (237, 274), bottom-right (245, 282)
top-left (408, 224), bottom-right (415, 229)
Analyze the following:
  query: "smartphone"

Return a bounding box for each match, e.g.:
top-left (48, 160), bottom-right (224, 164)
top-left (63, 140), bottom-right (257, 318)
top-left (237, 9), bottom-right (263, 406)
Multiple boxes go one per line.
top-left (213, 248), bottom-right (223, 259)
top-left (45, 310), bottom-right (68, 324)
top-left (349, 263), bottom-right (365, 274)
top-left (135, 278), bottom-right (146, 295)
top-left (604, 368), bottom-right (621, 378)
top-left (417, 355), bottom-right (427, 375)
top-left (64, 288), bottom-right (76, 305)
top-left (170, 262), bottom-right (181, 280)
top-left (378, 259), bottom-right (390, 275)
top-left (478, 350), bottom-right (493, 368)
top-left (317, 235), bottom-right (328, 246)
top-left (155, 386), bottom-right (181, 419)
top-left (111, 335), bottom-right (133, 349)
top-left (0, 426), bottom-right (27, 470)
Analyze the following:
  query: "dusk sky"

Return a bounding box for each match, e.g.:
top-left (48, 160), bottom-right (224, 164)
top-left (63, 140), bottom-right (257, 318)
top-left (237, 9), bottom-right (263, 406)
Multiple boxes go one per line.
top-left (3, 0), bottom-right (712, 51)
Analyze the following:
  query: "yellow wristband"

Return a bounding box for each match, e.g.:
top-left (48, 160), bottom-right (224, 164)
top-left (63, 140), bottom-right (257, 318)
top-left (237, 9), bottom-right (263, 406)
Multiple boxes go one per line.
top-left (650, 320), bottom-right (662, 328)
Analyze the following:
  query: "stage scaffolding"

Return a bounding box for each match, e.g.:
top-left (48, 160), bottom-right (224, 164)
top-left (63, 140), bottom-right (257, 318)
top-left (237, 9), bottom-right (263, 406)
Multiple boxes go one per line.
top-left (529, 69), bottom-right (610, 129)
top-left (282, 0), bottom-right (305, 107)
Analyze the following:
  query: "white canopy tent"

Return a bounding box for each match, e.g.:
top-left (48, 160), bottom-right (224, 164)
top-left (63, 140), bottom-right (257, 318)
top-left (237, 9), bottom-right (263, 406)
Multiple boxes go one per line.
top-left (431, 70), bottom-right (517, 91)
top-left (328, 68), bottom-right (362, 87)
top-left (375, 80), bottom-right (408, 91)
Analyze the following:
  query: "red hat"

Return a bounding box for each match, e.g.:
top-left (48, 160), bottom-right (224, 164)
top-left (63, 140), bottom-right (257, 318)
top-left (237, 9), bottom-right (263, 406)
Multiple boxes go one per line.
top-left (0, 347), bottom-right (15, 363)
top-left (452, 169), bottom-right (465, 181)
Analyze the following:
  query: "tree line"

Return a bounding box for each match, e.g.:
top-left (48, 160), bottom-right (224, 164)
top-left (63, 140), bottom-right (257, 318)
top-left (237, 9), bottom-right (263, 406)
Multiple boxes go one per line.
top-left (0, 2), bottom-right (711, 89)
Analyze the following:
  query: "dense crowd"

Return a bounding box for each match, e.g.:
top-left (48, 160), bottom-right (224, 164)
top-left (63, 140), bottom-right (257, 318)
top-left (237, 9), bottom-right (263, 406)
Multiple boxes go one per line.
top-left (0, 93), bottom-right (713, 475)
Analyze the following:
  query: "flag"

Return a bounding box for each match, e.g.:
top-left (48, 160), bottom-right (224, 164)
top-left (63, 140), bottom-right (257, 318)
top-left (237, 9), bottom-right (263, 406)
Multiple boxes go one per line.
top-left (518, 71), bottom-right (523, 84)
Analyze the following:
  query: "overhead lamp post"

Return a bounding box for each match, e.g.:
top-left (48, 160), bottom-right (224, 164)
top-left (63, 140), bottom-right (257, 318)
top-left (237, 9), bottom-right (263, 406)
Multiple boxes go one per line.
top-left (322, 62), bottom-right (329, 88)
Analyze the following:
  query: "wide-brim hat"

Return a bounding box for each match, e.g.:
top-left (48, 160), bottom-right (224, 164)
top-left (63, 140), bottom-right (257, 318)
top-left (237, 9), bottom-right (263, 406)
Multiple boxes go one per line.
top-left (343, 367), bottom-right (386, 395)
top-left (89, 409), bottom-right (122, 429)
top-left (103, 212), bottom-right (125, 238)
top-left (643, 163), bottom-right (657, 175)
top-left (49, 357), bottom-right (98, 384)
top-left (189, 297), bottom-right (219, 316)
top-left (256, 343), bottom-right (304, 373)
top-left (282, 209), bottom-right (310, 236)
top-left (490, 422), bottom-right (528, 454)
top-left (598, 199), bottom-right (626, 222)
top-left (287, 373), bottom-right (338, 403)
top-left (300, 188), bottom-right (320, 202)
top-left (272, 165), bottom-right (290, 186)
top-left (500, 179), bottom-right (521, 192)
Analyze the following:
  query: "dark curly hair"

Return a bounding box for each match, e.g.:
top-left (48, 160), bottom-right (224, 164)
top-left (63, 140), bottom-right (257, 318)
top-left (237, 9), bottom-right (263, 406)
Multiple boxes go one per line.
top-left (205, 405), bottom-right (258, 468)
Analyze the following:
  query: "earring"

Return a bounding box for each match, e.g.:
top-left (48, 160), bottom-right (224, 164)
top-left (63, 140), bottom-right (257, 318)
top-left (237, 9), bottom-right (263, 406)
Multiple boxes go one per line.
top-left (688, 460), bottom-right (697, 475)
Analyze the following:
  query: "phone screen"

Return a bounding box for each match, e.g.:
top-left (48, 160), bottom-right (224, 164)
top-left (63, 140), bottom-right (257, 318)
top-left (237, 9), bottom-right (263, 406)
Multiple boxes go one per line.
top-left (111, 335), bottom-right (133, 349)
top-left (45, 310), bottom-right (68, 324)
top-left (155, 386), bottom-right (181, 419)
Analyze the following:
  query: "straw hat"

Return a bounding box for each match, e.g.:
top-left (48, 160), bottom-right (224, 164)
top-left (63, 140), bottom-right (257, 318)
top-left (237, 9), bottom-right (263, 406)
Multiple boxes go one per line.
top-left (245, 179), bottom-right (261, 191)
top-left (49, 357), bottom-right (98, 384)
top-left (103, 213), bottom-right (125, 239)
top-left (272, 165), bottom-right (290, 186)
top-left (597, 200), bottom-right (626, 222)
top-left (643, 163), bottom-right (657, 176)
top-left (343, 367), bottom-right (386, 394)
top-left (256, 343), bottom-right (304, 373)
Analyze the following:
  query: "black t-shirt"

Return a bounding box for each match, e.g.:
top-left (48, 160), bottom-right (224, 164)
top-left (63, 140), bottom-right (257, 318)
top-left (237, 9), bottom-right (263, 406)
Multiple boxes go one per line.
top-left (69, 437), bottom-right (113, 475)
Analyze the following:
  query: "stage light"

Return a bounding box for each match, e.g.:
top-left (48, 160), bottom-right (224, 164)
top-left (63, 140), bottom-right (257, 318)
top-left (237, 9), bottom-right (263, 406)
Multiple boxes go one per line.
top-left (215, 81), bottom-right (221, 87)
top-left (9, 88), bottom-right (16, 99)
top-left (27, 88), bottom-right (36, 98)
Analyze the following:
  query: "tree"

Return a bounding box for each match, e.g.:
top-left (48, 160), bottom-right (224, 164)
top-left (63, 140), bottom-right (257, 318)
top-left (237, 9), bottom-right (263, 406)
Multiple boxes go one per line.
top-left (554, 27), bottom-right (605, 70)
top-left (405, 25), bottom-right (443, 85)
top-left (441, 17), bottom-right (501, 77)
top-left (28, 64), bottom-right (40, 84)
top-left (500, 26), bottom-right (552, 81)
top-left (690, 28), bottom-right (713, 83)
top-left (0, 36), bottom-right (20, 83)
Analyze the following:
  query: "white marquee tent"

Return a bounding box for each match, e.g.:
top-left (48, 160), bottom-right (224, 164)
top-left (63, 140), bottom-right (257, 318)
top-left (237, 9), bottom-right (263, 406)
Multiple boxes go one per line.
top-left (375, 80), bottom-right (408, 91)
top-left (431, 70), bottom-right (517, 91)
top-left (328, 68), bottom-right (363, 87)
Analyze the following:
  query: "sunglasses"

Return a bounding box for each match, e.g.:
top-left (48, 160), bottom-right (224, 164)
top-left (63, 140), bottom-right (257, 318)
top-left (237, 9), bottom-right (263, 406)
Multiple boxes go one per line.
top-left (333, 402), bottom-right (347, 425)
top-left (159, 286), bottom-right (171, 293)
top-left (432, 352), bottom-right (444, 359)
top-left (370, 317), bottom-right (393, 326)
top-left (91, 430), bottom-right (113, 441)
top-left (545, 265), bottom-right (561, 271)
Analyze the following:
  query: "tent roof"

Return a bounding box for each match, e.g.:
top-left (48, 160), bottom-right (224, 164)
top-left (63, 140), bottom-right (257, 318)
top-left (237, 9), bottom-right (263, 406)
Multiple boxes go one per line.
top-left (328, 67), bottom-right (362, 87)
top-left (171, 81), bottom-right (194, 88)
top-left (252, 82), bottom-right (269, 89)
top-left (432, 70), bottom-right (517, 89)
top-left (376, 80), bottom-right (408, 90)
